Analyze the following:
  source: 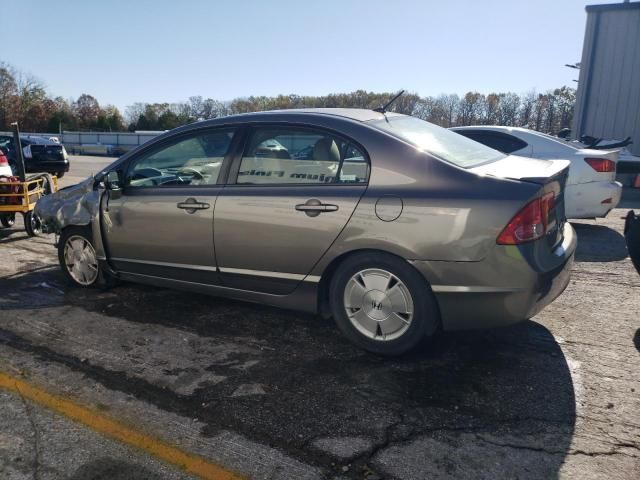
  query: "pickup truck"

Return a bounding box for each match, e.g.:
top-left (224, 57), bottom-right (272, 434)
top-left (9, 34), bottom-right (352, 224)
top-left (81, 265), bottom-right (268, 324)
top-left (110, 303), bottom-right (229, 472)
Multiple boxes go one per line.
top-left (0, 135), bottom-right (70, 178)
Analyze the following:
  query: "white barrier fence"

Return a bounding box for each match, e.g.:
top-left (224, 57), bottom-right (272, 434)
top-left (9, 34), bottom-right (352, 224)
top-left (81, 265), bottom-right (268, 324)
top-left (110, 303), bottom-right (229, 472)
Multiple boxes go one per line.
top-left (0, 131), bottom-right (163, 156)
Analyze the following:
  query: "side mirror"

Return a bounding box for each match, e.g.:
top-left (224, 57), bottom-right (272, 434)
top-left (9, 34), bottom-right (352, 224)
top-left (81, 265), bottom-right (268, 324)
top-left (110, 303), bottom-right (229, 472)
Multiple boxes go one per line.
top-left (105, 171), bottom-right (122, 199)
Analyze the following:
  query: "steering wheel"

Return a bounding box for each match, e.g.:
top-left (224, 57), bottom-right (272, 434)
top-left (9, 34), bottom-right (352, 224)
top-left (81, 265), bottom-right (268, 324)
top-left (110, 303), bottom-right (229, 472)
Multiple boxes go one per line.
top-left (177, 167), bottom-right (205, 180)
top-left (131, 167), bottom-right (164, 180)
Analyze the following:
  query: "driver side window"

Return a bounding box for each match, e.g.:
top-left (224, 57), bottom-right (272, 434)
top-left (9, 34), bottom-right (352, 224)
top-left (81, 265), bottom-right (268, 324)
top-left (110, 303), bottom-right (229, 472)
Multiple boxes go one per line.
top-left (126, 129), bottom-right (235, 187)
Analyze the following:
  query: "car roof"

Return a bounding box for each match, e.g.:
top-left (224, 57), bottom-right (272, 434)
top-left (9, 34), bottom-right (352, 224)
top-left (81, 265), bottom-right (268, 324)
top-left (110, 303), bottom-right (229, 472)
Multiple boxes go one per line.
top-left (159, 108), bottom-right (408, 140)
top-left (209, 108), bottom-right (405, 124)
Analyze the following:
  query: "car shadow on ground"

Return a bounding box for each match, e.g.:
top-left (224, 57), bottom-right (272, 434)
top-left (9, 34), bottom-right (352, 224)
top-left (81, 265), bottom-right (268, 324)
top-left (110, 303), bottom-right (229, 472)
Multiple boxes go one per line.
top-left (618, 188), bottom-right (640, 209)
top-left (0, 227), bottom-right (27, 244)
top-left (1, 267), bottom-right (578, 479)
top-left (571, 222), bottom-right (628, 262)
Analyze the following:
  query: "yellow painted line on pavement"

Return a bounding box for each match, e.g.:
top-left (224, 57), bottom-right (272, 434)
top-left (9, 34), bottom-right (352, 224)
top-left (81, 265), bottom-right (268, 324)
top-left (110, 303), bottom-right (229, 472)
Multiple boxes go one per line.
top-left (0, 370), bottom-right (243, 480)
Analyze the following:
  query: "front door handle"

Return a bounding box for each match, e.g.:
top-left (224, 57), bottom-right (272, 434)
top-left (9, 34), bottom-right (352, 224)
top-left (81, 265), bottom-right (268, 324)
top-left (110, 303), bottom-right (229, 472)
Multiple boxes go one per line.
top-left (295, 199), bottom-right (339, 217)
top-left (177, 197), bottom-right (210, 214)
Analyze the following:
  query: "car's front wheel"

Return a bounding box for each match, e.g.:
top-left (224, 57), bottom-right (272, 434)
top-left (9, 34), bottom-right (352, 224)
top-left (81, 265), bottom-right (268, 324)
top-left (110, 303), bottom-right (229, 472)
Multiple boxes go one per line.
top-left (58, 227), bottom-right (100, 287)
top-left (329, 252), bottom-right (439, 356)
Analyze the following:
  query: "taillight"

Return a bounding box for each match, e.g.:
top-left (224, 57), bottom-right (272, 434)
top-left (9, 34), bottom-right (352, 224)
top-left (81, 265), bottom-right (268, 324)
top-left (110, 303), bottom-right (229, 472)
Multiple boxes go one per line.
top-left (584, 157), bottom-right (615, 172)
top-left (0, 153), bottom-right (7, 165)
top-left (497, 192), bottom-right (555, 245)
top-left (541, 192), bottom-right (556, 227)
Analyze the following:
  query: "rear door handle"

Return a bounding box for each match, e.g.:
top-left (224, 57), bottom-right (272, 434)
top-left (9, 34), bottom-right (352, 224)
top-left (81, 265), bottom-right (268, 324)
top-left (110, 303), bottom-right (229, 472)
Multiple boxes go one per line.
top-left (177, 197), bottom-right (210, 213)
top-left (295, 199), bottom-right (339, 217)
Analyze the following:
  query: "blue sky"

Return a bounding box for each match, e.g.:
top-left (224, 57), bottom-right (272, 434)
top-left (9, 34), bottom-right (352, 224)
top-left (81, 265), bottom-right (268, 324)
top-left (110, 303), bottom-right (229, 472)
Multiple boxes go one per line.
top-left (0, 0), bottom-right (620, 112)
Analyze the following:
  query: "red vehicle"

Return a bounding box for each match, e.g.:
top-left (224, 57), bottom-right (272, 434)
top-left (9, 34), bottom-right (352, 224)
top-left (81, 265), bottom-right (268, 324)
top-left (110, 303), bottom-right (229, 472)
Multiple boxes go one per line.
top-left (0, 148), bottom-right (12, 177)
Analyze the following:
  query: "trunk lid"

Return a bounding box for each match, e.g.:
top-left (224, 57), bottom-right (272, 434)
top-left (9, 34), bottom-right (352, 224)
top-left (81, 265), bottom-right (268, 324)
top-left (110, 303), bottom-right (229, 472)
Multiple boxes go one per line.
top-left (470, 155), bottom-right (570, 184)
top-left (470, 155), bottom-right (570, 250)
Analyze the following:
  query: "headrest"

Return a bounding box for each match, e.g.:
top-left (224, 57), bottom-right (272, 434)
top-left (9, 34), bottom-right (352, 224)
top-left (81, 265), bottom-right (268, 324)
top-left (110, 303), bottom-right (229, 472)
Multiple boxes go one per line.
top-left (312, 138), bottom-right (340, 162)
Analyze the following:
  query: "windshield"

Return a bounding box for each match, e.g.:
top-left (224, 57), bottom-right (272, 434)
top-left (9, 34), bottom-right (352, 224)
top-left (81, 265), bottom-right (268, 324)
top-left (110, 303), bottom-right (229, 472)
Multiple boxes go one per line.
top-left (369, 116), bottom-right (505, 168)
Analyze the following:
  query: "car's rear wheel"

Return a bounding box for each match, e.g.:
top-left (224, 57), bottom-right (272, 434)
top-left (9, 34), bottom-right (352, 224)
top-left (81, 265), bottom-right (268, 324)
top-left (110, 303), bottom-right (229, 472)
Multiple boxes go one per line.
top-left (56, 171), bottom-right (65, 178)
top-left (58, 227), bottom-right (100, 287)
top-left (329, 252), bottom-right (439, 356)
top-left (1, 213), bottom-right (15, 228)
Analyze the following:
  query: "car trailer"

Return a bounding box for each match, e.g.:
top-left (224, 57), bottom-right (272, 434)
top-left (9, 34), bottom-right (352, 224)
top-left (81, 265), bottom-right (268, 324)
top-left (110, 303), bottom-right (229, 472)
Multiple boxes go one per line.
top-left (0, 123), bottom-right (58, 236)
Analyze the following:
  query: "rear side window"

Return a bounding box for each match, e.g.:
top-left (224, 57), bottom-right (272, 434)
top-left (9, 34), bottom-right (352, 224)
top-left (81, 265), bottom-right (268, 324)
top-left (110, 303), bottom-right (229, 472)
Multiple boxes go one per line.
top-left (236, 127), bottom-right (369, 185)
top-left (457, 131), bottom-right (528, 154)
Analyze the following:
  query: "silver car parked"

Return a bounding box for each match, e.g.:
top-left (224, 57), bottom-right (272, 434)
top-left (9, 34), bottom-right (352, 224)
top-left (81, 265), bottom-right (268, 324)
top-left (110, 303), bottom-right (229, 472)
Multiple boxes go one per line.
top-left (36, 109), bottom-right (576, 355)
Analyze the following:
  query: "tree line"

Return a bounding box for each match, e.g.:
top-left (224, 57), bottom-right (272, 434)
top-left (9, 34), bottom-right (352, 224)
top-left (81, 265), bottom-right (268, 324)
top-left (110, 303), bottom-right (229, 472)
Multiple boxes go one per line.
top-left (1, 61), bottom-right (575, 135)
top-left (0, 62), bottom-right (125, 133)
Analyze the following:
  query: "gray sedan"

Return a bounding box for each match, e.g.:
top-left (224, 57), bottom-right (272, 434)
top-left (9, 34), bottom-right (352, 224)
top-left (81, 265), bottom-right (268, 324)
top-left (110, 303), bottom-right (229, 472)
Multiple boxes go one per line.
top-left (36, 109), bottom-right (576, 355)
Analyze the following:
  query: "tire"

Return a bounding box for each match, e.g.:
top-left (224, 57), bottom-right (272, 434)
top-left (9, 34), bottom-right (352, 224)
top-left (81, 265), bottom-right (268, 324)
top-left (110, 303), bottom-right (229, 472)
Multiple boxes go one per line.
top-left (1, 214), bottom-right (15, 228)
top-left (24, 211), bottom-right (41, 237)
top-left (56, 171), bottom-right (65, 178)
top-left (329, 252), bottom-right (440, 356)
top-left (58, 226), bottom-right (100, 287)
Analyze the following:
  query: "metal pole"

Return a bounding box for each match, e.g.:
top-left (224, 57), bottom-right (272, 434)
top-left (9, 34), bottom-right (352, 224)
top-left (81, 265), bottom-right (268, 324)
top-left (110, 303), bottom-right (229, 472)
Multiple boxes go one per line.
top-left (10, 122), bottom-right (26, 182)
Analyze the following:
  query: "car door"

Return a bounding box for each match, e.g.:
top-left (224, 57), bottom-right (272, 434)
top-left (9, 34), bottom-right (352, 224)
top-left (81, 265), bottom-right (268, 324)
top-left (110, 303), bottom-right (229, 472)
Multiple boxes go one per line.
top-left (102, 127), bottom-right (237, 284)
top-left (214, 125), bottom-right (369, 294)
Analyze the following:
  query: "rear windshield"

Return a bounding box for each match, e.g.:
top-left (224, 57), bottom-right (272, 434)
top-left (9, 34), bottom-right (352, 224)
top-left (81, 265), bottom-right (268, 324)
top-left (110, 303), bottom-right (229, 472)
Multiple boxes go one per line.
top-left (369, 116), bottom-right (505, 168)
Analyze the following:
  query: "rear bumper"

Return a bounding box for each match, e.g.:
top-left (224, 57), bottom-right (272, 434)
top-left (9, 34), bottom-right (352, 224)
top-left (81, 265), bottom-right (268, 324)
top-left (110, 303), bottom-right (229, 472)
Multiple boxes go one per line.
top-left (410, 222), bottom-right (576, 331)
top-left (565, 181), bottom-right (622, 218)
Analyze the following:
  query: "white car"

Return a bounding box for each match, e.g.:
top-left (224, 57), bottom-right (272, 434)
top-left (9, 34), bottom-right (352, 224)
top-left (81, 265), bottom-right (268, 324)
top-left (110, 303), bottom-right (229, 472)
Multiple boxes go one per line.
top-left (451, 126), bottom-right (622, 219)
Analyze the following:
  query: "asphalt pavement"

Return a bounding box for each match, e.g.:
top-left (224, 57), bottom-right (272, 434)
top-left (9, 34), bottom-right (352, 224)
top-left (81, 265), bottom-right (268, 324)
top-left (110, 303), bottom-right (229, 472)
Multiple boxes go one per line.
top-left (0, 155), bottom-right (638, 479)
top-left (60, 154), bottom-right (115, 186)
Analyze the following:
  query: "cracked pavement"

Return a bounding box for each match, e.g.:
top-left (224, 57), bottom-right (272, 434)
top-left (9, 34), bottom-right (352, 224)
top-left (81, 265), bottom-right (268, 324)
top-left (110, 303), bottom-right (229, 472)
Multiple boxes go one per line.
top-left (0, 157), bottom-right (639, 479)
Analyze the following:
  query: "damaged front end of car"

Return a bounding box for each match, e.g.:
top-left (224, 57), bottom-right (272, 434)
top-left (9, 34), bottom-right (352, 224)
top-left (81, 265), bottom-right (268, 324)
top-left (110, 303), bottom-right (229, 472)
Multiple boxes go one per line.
top-left (34, 175), bottom-right (109, 262)
top-left (35, 176), bottom-right (101, 234)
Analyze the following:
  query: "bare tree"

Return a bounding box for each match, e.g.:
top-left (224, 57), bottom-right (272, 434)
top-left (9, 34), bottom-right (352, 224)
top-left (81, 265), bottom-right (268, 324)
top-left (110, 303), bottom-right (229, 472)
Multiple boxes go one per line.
top-left (441, 94), bottom-right (459, 127)
top-left (554, 86), bottom-right (576, 131)
top-left (519, 90), bottom-right (536, 127)
top-left (411, 96), bottom-right (432, 121)
top-left (12, 70), bottom-right (47, 129)
top-left (533, 94), bottom-right (549, 131)
top-left (125, 102), bottom-right (147, 126)
top-left (482, 93), bottom-right (500, 125)
top-left (458, 92), bottom-right (483, 126)
top-left (497, 93), bottom-right (520, 126)
top-left (201, 98), bottom-right (229, 119)
top-left (188, 96), bottom-right (204, 119)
